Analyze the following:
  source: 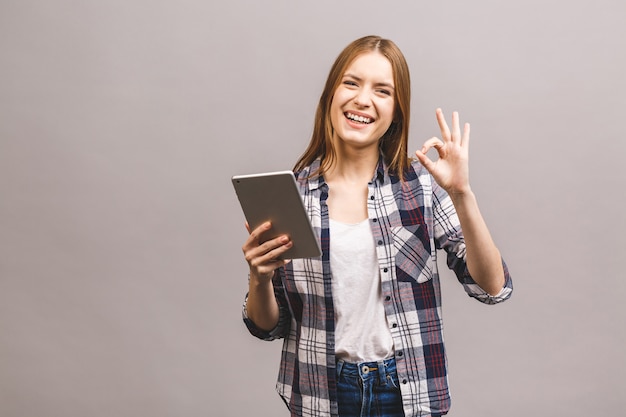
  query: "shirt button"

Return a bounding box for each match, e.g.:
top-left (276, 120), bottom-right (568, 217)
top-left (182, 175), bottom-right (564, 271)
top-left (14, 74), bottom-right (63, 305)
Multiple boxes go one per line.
top-left (383, 268), bottom-right (388, 273)
top-left (370, 195), bottom-right (375, 200)
top-left (377, 240), bottom-right (383, 245)
top-left (392, 323), bottom-right (397, 328)
top-left (402, 379), bottom-right (408, 384)
top-left (397, 351), bottom-right (403, 357)
top-left (372, 218), bottom-right (378, 223)
top-left (385, 295), bottom-right (391, 301)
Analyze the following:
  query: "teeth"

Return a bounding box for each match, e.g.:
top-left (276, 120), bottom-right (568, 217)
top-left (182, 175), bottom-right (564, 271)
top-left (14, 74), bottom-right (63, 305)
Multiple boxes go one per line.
top-left (346, 112), bottom-right (372, 124)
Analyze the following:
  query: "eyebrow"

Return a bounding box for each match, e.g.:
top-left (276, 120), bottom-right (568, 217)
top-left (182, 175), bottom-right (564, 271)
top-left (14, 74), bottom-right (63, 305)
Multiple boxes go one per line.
top-left (343, 73), bottom-right (395, 91)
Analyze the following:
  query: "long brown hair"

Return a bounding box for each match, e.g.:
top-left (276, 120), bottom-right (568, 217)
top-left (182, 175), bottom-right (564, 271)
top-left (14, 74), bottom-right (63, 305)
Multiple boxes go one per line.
top-left (293, 35), bottom-right (412, 180)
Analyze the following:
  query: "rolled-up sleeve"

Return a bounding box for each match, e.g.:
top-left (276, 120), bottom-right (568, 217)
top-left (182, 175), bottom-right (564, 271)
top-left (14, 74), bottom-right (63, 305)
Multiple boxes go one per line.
top-left (242, 269), bottom-right (292, 340)
top-left (452, 256), bottom-right (513, 305)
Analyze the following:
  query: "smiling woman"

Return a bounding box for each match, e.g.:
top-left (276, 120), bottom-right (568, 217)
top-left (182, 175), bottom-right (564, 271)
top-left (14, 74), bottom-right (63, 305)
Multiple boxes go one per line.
top-left (239, 35), bottom-right (513, 417)
top-left (294, 36), bottom-right (412, 182)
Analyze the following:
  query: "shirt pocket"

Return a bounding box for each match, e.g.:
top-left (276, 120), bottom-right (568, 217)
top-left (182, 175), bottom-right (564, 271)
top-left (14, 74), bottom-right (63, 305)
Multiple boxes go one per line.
top-left (391, 224), bottom-right (435, 284)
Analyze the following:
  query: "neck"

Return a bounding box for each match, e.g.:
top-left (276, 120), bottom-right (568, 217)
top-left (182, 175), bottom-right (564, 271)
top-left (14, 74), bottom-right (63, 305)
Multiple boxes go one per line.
top-left (325, 142), bottom-right (379, 183)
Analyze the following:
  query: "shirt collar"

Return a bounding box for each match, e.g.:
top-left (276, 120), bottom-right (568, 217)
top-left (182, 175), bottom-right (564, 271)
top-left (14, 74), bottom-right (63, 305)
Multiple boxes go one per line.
top-left (298, 156), bottom-right (387, 192)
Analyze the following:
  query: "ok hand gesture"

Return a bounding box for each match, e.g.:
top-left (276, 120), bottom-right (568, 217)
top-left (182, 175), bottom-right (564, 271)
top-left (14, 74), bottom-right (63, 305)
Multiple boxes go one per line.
top-left (414, 108), bottom-right (471, 196)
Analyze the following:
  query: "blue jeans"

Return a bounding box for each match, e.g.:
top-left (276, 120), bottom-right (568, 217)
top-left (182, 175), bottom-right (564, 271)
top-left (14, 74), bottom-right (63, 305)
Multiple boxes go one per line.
top-left (336, 357), bottom-right (404, 417)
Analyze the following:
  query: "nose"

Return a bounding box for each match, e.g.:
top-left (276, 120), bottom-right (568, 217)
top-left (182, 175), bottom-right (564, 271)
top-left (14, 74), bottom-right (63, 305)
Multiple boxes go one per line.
top-left (353, 88), bottom-right (371, 107)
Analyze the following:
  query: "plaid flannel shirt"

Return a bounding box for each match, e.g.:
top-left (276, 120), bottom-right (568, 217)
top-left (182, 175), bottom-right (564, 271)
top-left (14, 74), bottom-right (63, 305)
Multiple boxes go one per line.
top-left (243, 158), bottom-right (513, 417)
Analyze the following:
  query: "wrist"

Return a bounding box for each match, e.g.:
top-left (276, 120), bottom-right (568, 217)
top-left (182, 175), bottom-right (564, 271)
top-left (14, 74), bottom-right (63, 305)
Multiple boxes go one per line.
top-left (448, 187), bottom-right (474, 201)
top-left (249, 270), bottom-right (275, 286)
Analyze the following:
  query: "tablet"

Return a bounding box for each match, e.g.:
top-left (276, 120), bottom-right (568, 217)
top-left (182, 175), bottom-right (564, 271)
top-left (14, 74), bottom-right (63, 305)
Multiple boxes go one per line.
top-left (232, 170), bottom-right (322, 259)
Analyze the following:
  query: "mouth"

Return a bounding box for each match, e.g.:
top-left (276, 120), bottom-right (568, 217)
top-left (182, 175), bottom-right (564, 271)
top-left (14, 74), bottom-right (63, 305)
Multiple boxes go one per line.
top-left (344, 111), bottom-right (374, 124)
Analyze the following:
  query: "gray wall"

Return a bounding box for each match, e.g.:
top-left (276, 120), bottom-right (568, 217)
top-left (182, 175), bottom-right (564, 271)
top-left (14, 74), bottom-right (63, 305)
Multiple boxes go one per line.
top-left (1, 1), bottom-right (625, 416)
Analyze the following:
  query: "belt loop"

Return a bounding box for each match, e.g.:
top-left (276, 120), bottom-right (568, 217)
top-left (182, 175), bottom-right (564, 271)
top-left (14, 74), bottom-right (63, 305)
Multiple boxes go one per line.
top-left (336, 359), bottom-right (345, 379)
top-left (377, 360), bottom-right (386, 385)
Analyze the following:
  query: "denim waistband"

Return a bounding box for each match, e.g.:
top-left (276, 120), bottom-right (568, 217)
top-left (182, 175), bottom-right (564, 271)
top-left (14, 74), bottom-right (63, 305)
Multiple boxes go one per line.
top-left (336, 357), bottom-right (397, 385)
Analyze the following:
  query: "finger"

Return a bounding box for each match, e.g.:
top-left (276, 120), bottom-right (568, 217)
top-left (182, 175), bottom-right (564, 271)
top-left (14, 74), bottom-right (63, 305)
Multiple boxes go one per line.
top-left (414, 149), bottom-right (436, 173)
top-left (245, 221), bottom-right (251, 234)
top-left (451, 111), bottom-right (461, 142)
top-left (460, 122), bottom-right (470, 148)
top-left (420, 137), bottom-right (446, 158)
top-left (254, 258), bottom-right (290, 277)
top-left (250, 221), bottom-right (271, 240)
top-left (249, 240), bottom-right (294, 269)
top-left (244, 233), bottom-right (291, 261)
top-left (436, 108), bottom-right (451, 142)
top-left (242, 221), bottom-right (272, 251)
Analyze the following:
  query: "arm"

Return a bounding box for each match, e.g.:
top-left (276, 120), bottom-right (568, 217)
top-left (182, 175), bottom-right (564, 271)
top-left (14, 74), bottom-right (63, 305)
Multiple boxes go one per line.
top-left (447, 191), bottom-right (504, 295)
top-left (415, 109), bottom-right (506, 296)
top-left (242, 221), bottom-right (292, 331)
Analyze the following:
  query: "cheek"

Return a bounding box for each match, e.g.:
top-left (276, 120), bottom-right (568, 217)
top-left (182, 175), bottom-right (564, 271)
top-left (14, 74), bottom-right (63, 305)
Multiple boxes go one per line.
top-left (329, 109), bottom-right (342, 133)
top-left (379, 104), bottom-right (396, 131)
top-left (331, 90), bottom-right (348, 109)
top-left (329, 97), bottom-right (346, 121)
top-left (376, 100), bottom-right (395, 121)
top-left (387, 103), bottom-right (398, 120)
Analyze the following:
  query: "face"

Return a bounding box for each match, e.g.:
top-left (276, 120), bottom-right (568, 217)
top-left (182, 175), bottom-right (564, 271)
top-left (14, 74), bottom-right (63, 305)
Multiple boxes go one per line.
top-left (329, 51), bottom-right (396, 152)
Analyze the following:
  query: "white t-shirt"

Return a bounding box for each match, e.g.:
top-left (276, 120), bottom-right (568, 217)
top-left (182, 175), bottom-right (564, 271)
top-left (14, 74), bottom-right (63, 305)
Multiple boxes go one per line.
top-left (329, 218), bottom-right (394, 362)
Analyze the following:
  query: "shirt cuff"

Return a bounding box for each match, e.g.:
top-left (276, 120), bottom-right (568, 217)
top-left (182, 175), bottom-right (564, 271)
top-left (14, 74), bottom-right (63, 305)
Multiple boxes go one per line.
top-left (242, 295), bottom-right (290, 341)
top-left (462, 259), bottom-right (513, 305)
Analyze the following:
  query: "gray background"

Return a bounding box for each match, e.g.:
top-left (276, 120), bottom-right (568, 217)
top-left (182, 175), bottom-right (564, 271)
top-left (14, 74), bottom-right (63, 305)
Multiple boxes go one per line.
top-left (1, 1), bottom-right (625, 416)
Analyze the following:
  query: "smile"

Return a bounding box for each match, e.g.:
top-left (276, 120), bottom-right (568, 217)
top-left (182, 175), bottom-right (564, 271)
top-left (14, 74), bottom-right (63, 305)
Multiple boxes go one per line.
top-left (345, 112), bottom-right (373, 124)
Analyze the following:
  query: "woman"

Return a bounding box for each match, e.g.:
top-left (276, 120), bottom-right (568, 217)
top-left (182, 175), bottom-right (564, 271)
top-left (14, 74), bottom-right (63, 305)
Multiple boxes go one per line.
top-left (241, 35), bottom-right (513, 417)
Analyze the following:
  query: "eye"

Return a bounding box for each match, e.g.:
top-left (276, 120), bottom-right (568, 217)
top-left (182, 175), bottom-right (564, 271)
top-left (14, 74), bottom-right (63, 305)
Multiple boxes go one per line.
top-left (343, 80), bottom-right (358, 87)
top-left (376, 89), bottom-right (392, 96)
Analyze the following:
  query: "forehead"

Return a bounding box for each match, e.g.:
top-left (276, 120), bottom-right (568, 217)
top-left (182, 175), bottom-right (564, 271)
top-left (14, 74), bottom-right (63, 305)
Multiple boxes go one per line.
top-left (343, 51), bottom-right (394, 83)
